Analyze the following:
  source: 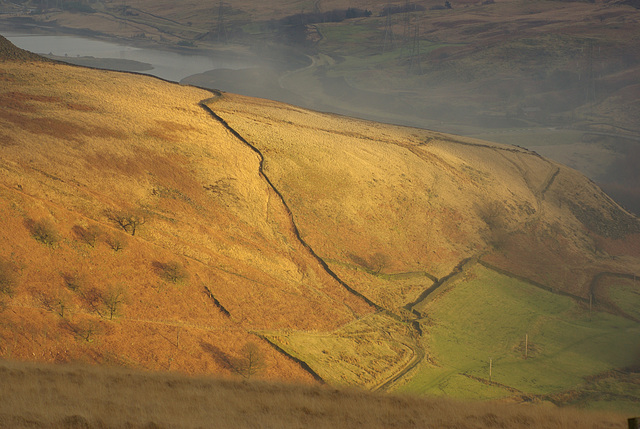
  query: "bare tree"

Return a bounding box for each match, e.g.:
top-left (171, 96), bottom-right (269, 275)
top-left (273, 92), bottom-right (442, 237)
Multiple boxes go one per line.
top-left (28, 218), bottom-right (60, 246)
top-left (0, 260), bottom-right (16, 298)
top-left (74, 319), bottom-right (102, 342)
top-left (37, 289), bottom-right (72, 318)
top-left (106, 209), bottom-right (147, 236)
top-left (81, 286), bottom-right (104, 314)
top-left (72, 224), bottom-right (102, 247)
top-left (0, 260), bottom-right (13, 313)
top-left (477, 200), bottom-right (507, 230)
top-left (106, 233), bottom-right (127, 251)
top-left (61, 272), bottom-right (84, 292)
top-left (234, 341), bottom-right (266, 379)
top-left (102, 284), bottom-right (127, 320)
top-left (476, 200), bottom-right (509, 249)
top-left (155, 261), bottom-right (189, 284)
top-left (369, 252), bottom-right (389, 274)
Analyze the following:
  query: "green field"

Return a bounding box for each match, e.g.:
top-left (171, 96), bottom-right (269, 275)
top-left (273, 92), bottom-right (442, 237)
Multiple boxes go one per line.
top-left (263, 313), bottom-right (418, 388)
top-left (399, 265), bottom-right (640, 410)
top-left (317, 20), bottom-right (465, 77)
top-left (606, 277), bottom-right (640, 321)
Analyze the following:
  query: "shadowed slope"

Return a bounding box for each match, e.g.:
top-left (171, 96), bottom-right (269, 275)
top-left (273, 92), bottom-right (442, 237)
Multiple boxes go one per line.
top-left (0, 359), bottom-right (626, 429)
top-left (0, 35), bottom-right (45, 62)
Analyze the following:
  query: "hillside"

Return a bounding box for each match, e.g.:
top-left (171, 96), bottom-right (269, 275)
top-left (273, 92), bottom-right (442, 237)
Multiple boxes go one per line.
top-left (0, 359), bottom-right (627, 429)
top-left (0, 35), bottom-right (371, 383)
top-left (3, 0), bottom-right (640, 215)
top-left (1, 35), bottom-right (640, 412)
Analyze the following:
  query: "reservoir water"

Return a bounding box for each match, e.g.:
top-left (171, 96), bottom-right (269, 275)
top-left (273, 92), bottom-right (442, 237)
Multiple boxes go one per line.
top-left (2, 33), bottom-right (250, 82)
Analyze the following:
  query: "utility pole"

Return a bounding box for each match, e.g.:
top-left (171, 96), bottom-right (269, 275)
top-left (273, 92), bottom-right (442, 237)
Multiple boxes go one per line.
top-left (402, 0), bottom-right (411, 56)
top-left (585, 39), bottom-right (596, 117)
top-left (525, 334), bottom-right (528, 359)
top-left (382, 8), bottom-right (394, 53)
top-left (216, 1), bottom-right (228, 43)
top-left (408, 24), bottom-right (422, 74)
top-left (489, 357), bottom-right (492, 382)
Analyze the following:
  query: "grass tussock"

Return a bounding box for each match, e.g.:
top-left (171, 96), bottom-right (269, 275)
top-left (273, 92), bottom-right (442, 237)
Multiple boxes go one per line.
top-left (0, 359), bottom-right (627, 429)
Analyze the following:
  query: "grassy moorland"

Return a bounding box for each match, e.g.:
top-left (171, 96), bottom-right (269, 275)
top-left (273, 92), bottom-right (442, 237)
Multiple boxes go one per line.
top-left (207, 91), bottom-right (640, 411)
top-left (0, 359), bottom-right (629, 429)
top-left (1, 34), bottom-right (639, 416)
top-left (0, 37), bottom-right (372, 383)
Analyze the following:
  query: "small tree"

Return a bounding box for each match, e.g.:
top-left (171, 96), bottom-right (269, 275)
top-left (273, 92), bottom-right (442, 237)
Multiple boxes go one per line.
top-left (75, 319), bottom-right (102, 342)
top-left (234, 341), bottom-right (266, 379)
top-left (159, 261), bottom-right (189, 284)
top-left (106, 209), bottom-right (147, 236)
top-left (0, 259), bottom-right (12, 313)
top-left (37, 289), bottom-right (72, 318)
top-left (477, 200), bottom-right (507, 230)
top-left (55, 295), bottom-right (70, 318)
top-left (106, 233), bottom-right (126, 252)
top-left (81, 286), bottom-right (104, 314)
top-left (476, 200), bottom-right (509, 249)
top-left (102, 284), bottom-right (127, 320)
top-left (0, 260), bottom-right (16, 298)
top-left (369, 252), bottom-right (389, 274)
top-left (61, 272), bottom-right (84, 292)
top-left (72, 224), bottom-right (101, 247)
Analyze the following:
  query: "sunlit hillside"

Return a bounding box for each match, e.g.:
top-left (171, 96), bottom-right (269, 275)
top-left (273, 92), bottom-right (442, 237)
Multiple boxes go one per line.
top-left (1, 35), bottom-right (639, 413)
top-left (209, 92), bottom-right (640, 410)
top-left (3, 0), bottom-right (640, 215)
top-left (0, 35), bottom-right (371, 382)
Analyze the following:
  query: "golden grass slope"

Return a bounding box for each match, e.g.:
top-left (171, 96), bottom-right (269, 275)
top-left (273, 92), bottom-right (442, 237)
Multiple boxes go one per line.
top-left (207, 93), bottom-right (640, 304)
top-left (0, 359), bottom-right (627, 429)
top-left (204, 91), bottom-right (640, 400)
top-left (0, 37), bottom-right (370, 379)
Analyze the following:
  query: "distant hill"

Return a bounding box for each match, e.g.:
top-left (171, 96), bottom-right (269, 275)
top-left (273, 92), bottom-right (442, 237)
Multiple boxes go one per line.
top-left (0, 35), bottom-right (45, 62)
top-left (0, 36), bottom-right (639, 412)
top-left (619, 0), bottom-right (640, 8)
